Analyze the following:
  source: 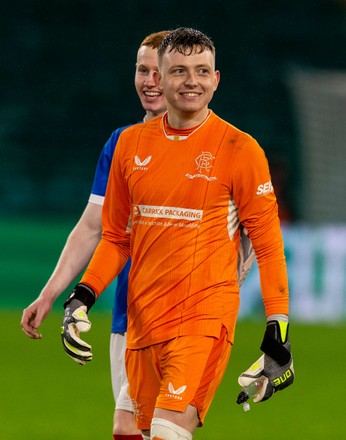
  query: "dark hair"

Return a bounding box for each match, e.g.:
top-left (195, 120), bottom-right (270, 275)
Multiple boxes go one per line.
top-left (157, 27), bottom-right (215, 61)
top-left (140, 30), bottom-right (171, 50)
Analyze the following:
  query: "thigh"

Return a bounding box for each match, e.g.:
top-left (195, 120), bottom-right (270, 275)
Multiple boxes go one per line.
top-left (126, 345), bottom-right (162, 431)
top-left (156, 327), bottom-right (231, 425)
top-left (126, 328), bottom-right (231, 430)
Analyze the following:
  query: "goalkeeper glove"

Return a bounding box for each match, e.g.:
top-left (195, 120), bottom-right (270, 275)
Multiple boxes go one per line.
top-left (237, 316), bottom-right (294, 404)
top-left (61, 283), bottom-right (96, 365)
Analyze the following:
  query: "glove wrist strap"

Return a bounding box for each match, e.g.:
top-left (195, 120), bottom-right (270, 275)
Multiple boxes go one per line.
top-left (64, 283), bottom-right (96, 311)
top-left (260, 321), bottom-right (291, 366)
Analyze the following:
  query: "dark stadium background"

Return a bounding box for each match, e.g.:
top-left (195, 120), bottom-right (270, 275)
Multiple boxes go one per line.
top-left (2, 0), bottom-right (345, 221)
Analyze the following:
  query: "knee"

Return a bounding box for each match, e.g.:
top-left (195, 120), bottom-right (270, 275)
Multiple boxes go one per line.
top-left (151, 418), bottom-right (192, 440)
top-left (113, 409), bottom-right (141, 435)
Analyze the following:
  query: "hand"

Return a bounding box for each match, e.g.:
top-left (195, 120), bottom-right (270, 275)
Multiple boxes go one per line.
top-left (61, 283), bottom-right (96, 365)
top-left (237, 318), bottom-right (294, 403)
top-left (21, 297), bottom-right (54, 339)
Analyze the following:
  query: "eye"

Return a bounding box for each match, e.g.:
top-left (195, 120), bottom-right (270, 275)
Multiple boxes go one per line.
top-left (137, 66), bottom-right (148, 74)
top-left (171, 67), bottom-right (184, 75)
top-left (198, 68), bottom-right (209, 75)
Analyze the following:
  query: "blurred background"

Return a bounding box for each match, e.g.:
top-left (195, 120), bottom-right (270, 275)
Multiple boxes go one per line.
top-left (1, 1), bottom-right (346, 438)
top-left (1, 0), bottom-right (345, 318)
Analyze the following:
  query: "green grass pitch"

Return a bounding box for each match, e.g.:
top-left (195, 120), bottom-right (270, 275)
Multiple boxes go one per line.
top-left (1, 217), bottom-right (345, 439)
top-left (2, 311), bottom-right (345, 439)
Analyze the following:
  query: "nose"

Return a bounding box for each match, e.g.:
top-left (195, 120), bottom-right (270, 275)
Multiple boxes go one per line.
top-left (184, 72), bottom-right (198, 87)
top-left (145, 71), bottom-right (160, 87)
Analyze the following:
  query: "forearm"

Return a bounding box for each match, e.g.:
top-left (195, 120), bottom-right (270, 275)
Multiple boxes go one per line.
top-left (81, 237), bottom-right (129, 295)
top-left (257, 257), bottom-right (289, 316)
top-left (38, 203), bottom-right (103, 304)
top-left (250, 223), bottom-right (289, 317)
top-left (39, 227), bottom-right (100, 303)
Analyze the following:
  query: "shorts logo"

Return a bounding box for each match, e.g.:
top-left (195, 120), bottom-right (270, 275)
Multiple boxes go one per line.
top-left (133, 155), bottom-right (152, 170)
top-left (165, 382), bottom-right (187, 400)
top-left (186, 151), bottom-right (217, 181)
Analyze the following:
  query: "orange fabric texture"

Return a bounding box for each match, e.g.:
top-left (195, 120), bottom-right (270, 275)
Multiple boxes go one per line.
top-left (125, 328), bottom-right (231, 430)
top-left (81, 111), bottom-right (289, 349)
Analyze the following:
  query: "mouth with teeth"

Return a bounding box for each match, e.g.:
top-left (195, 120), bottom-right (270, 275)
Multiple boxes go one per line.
top-left (180, 92), bottom-right (201, 97)
top-left (144, 91), bottom-right (162, 97)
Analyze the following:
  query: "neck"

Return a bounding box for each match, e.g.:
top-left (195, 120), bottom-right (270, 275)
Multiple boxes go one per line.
top-left (165, 107), bottom-right (210, 129)
top-left (144, 110), bottom-right (165, 122)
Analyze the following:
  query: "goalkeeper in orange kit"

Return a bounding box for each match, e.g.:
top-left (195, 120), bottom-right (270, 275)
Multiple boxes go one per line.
top-left (61, 27), bottom-right (294, 440)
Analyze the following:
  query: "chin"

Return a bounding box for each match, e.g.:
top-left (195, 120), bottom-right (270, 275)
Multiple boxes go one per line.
top-left (145, 103), bottom-right (164, 113)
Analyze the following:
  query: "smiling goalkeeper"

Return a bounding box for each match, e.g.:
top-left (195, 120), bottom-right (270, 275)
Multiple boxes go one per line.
top-left (60, 27), bottom-right (294, 439)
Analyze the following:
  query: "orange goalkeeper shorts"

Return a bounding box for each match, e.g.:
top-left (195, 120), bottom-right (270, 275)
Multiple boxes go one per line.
top-left (125, 326), bottom-right (231, 431)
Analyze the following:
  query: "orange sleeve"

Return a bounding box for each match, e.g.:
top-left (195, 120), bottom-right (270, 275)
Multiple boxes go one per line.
top-left (81, 135), bottom-right (131, 295)
top-left (231, 136), bottom-right (289, 316)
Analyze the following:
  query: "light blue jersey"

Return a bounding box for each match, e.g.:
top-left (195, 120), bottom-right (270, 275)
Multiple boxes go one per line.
top-left (90, 124), bottom-right (137, 333)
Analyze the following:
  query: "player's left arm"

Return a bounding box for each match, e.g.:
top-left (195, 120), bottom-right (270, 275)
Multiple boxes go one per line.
top-left (232, 136), bottom-right (294, 402)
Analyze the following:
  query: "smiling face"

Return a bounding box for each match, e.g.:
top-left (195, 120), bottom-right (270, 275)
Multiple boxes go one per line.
top-left (135, 45), bottom-right (167, 119)
top-left (158, 47), bottom-right (220, 127)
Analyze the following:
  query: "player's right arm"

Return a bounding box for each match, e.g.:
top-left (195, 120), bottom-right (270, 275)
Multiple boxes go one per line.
top-left (21, 201), bottom-right (102, 339)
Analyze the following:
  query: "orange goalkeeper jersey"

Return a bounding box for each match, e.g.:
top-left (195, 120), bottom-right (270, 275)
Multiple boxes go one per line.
top-left (82, 111), bottom-right (289, 349)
